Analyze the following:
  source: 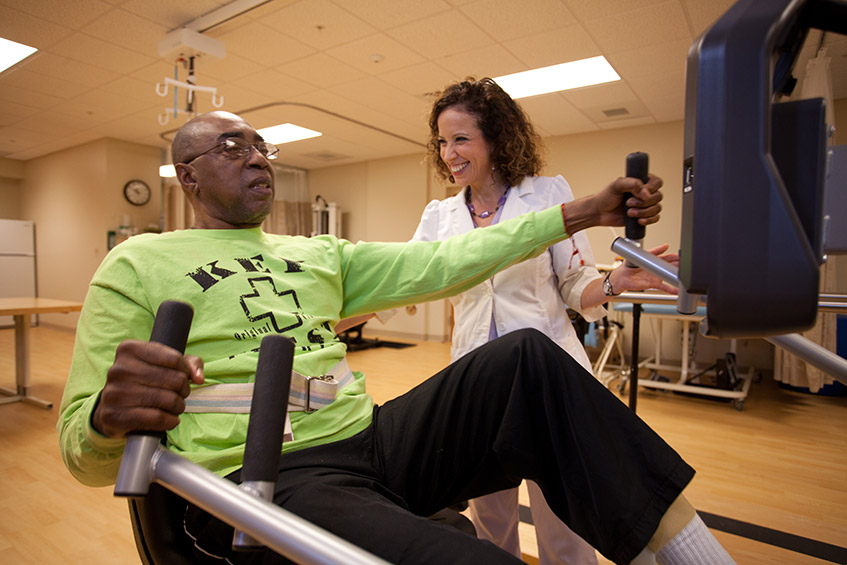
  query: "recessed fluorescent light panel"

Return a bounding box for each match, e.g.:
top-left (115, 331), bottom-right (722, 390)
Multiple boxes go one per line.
top-left (0, 37), bottom-right (38, 73)
top-left (494, 56), bottom-right (620, 99)
top-left (258, 123), bottom-right (322, 145)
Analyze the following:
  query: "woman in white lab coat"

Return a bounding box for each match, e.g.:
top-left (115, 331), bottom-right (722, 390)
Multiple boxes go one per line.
top-left (409, 77), bottom-right (677, 564)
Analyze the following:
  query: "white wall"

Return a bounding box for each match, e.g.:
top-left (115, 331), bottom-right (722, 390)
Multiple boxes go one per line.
top-left (19, 138), bottom-right (162, 330)
top-left (0, 158), bottom-right (24, 219)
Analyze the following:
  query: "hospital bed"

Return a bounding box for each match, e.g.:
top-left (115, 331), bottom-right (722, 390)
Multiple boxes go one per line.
top-left (609, 296), bottom-right (756, 411)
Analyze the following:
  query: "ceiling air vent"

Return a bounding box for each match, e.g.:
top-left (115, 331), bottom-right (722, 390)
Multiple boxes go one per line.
top-left (602, 107), bottom-right (630, 117)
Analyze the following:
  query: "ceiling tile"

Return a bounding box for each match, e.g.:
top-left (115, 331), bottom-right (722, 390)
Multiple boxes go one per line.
top-left (0, 126), bottom-right (54, 154)
top-left (0, 80), bottom-right (64, 110)
top-left (0, 5), bottom-right (74, 49)
top-left (190, 50), bottom-right (266, 82)
top-left (81, 8), bottom-right (170, 59)
top-left (379, 62), bottom-right (457, 97)
top-left (53, 93), bottom-right (162, 125)
top-left (13, 109), bottom-right (98, 134)
top-left (260, 0), bottom-right (377, 51)
top-left (99, 75), bottom-right (165, 104)
top-left (582, 1), bottom-right (691, 54)
top-left (16, 52), bottom-right (122, 88)
top-left (0, 0), bottom-right (843, 166)
top-left (118, 0), bottom-right (225, 30)
top-left (388, 10), bottom-right (493, 59)
top-left (642, 93), bottom-right (684, 123)
top-left (681, 0), bottom-right (737, 36)
top-left (329, 0), bottom-right (451, 29)
top-left (607, 39), bottom-right (691, 81)
top-left (0, 101), bottom-right (40, 127)
top-left (563, 0), bottom-right (667, 22)
top-left (212, 21), bottom-right (316, 67)
top-left (503, 24), bottom-right (601, 69)
top-left (459, 0), bottom-right (577, 42)
top-left (237, 0), bottom-right (302, 22)
top-left (234, 68), bottom-right (318, 101)
top-left (188, 89), bottom-right (273, 120)
top-left (0, 0), bottom-right (112, 30)
top-left (0, 68), bottom-right (92, 99)
top-left (561, 81), bottom-right (638, 110)
top-left (276, 52), bottom-right (368, 89)
top-left (434, 43), bottom-right (524, 78)
top-left (325, 33), bottom-right (426, 75)
top-left (50, 32), bottom-right (158, 74)
top-left (327, 76), bottom-right (430, 121)
top-left (518, 93), bottom-right (597, 136)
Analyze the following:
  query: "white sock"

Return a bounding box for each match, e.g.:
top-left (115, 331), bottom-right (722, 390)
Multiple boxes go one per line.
top-left (655, 515), bottom-right (735, 565)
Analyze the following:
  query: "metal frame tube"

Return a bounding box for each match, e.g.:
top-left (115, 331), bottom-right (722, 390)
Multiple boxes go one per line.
top-left (151, 447), bottom-right (389, 565)
top-left (612, 237), bottom-right (680, 285)
top-left (609, 238), bottom-right (846, 381)
top-left (766, 334), bottom-right (847, 385)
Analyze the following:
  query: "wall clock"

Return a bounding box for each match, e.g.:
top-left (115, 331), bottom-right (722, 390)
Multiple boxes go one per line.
top-left (123, 179), bottom-right (151, 206)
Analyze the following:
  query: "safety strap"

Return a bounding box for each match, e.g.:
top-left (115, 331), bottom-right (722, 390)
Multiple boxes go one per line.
top-left (184, 358), bottom-right (354, 414)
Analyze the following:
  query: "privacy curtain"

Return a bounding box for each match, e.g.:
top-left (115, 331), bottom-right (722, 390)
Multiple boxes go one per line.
top-left (263, 165), bottom-right (311, 236)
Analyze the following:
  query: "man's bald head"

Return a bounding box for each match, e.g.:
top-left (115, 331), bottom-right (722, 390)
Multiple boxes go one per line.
top-left (171, 111), bottom-right (248, 164)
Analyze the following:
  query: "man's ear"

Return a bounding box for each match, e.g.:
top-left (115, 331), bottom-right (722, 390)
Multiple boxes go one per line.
top-left (175, 163), bottom-right (198, 193)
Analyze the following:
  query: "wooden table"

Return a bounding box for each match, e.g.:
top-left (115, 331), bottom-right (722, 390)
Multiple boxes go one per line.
top-left (0, 297), bottom-right (83, 409)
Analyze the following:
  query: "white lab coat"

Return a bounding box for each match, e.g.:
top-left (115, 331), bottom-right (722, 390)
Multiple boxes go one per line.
top-left (411, 175), bottom-right (604, 564)
top-left (411, 175), bottom-right (606, 371)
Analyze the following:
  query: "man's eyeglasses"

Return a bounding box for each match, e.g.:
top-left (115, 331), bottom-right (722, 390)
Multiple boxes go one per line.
top-left (182, 137), bottom-right (279, 164)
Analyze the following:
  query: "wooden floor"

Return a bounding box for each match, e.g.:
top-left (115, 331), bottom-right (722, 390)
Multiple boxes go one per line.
top-left (1, 326), bottom-right (845, 564)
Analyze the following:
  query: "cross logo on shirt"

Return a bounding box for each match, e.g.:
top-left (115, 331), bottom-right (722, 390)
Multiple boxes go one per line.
top-left (239, 276), bottom-right (304, 334)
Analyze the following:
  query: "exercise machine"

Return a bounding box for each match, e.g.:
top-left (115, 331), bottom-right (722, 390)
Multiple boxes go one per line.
top-left (115, 301), bottom-right (389, 564)
top-left (616, 0), bottom-right (847, 392)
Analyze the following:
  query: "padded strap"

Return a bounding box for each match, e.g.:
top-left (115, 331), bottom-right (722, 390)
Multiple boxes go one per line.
top-left (185, 359), bottom-right (353, 414)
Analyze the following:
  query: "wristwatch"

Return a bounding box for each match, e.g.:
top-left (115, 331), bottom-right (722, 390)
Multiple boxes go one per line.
top-left (602, 271), bottom-right (620, 297)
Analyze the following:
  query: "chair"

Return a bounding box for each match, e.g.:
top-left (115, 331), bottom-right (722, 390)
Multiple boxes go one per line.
top-left (128, 484), bottom-right (195, 565)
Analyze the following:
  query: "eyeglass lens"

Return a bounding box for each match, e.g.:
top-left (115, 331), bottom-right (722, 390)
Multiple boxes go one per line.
top-left (223, 138), bottom-right (278, 159)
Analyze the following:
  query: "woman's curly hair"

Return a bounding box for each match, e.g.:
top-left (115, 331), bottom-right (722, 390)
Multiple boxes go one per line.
top-left (426, 77), bottom-right (544, 188)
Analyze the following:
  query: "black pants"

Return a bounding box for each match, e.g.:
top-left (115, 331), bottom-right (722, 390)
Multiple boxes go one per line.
top-left (185, 328), bottom-right (694, 564)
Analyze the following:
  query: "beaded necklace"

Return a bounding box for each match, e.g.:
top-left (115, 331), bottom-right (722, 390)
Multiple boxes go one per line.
top-left (466, 187), bottom-right (508, 219)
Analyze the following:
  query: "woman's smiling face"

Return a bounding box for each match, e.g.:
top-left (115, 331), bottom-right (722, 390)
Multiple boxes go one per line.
top-left (437, 106), bottom-right (494, 190)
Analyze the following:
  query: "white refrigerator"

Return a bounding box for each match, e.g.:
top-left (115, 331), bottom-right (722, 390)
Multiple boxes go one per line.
top-left (0, 219), bottom-right (37, 328)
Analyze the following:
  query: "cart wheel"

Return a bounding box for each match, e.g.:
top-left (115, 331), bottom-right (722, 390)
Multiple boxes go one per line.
top-left (733, 399), bottom-right (744, 411)
top-left (618, 371), bottom-right (628, 394)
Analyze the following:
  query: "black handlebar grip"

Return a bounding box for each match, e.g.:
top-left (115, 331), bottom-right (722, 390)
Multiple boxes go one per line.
top-left (241, 334), bottom-right (295, 483)
top-left (149, 300), bottom-right (194, 352)
top-left (114, 300), bottom-right (195, 497)
top-left (625, 152), bottom-right (649, 242)
top-left (136, 300), bottom-right (194, 438)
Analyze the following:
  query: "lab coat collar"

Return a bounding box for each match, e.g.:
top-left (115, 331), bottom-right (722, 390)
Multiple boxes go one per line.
top-left (505, 177), bottom-right (537, 218)
top-left (448, 177), bottom-right (537, 229)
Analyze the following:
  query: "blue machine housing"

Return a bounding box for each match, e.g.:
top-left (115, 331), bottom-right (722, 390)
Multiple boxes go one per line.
top-left (680, 0), bottom-right (847, 338)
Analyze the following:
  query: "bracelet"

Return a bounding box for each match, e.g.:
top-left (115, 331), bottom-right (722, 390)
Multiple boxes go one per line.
top-left (561, 203), bottom-right (570, 235)
top-left (602, 271), bottom-right (620, 297)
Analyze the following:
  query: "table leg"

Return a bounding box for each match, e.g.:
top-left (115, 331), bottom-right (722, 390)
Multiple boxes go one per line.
top-left (0, 314), bottom-right (53, 409)
top-left (681, 320), bottom-right (691, 382)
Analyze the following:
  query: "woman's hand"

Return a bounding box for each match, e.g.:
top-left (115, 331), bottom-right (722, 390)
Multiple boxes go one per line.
top-left (610, 244), bottom-right (678, 295)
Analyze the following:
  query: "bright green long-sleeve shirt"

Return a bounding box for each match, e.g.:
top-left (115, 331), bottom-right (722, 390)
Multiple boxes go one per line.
top-left (58, 206), bottom-right (568, 487)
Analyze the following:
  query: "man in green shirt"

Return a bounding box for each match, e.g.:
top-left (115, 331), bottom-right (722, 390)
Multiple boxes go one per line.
top-left (58, 111), bottom-right (732, 564)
